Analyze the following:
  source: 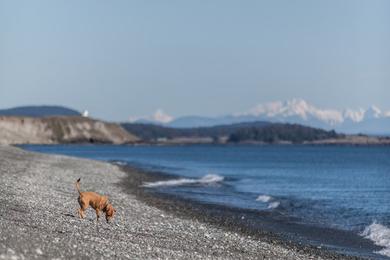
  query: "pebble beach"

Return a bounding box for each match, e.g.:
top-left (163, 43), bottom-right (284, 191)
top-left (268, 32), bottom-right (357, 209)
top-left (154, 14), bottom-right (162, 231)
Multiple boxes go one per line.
top-left (0, 145), bottom-right (361, 259)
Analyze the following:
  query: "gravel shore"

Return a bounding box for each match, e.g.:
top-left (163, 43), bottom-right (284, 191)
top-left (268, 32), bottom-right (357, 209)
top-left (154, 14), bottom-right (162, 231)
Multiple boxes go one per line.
top-left (0, 145), bottom-right (359, 259)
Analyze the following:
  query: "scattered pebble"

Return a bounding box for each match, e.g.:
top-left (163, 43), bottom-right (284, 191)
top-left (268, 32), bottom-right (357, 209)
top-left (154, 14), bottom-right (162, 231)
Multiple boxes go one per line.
top-left (0, 146), bottom-right (353, 260)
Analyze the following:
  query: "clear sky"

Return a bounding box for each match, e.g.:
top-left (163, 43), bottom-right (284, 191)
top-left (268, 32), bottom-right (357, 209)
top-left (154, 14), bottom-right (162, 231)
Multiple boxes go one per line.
top-left (0, 0), bottom-right (389, 121)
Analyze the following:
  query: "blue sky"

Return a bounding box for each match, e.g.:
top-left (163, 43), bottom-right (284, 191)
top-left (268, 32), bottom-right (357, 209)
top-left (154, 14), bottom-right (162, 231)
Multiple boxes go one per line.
top-left (0, 0), bottom-right (389, 121)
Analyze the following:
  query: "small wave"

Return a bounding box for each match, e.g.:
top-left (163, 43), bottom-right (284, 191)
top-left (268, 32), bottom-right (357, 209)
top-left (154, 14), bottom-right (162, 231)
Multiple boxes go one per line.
top-left (267, 201), bottom-right (280, 209)
top-left (256, 194), bottom-right (280, 209)
top-left (256, 195), bottom-right (273, 203)
top-left (142, 174), bottom-right (224, 188)
top-left (361, 222), bottom-right (390, 257)
top-left (112, 161), bottom-right (127, 166)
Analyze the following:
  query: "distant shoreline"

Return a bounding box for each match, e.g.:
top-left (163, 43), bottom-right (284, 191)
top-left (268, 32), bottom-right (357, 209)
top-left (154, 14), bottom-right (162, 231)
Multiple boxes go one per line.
top-left (129, 136), bottom-right (390, 146)
top-left (1, 114), bottom-right (389, 146)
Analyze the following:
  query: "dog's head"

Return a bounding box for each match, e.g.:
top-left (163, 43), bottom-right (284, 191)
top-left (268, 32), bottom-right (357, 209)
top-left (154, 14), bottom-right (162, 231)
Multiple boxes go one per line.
top-left (104, 203), bottom-right (116, 223)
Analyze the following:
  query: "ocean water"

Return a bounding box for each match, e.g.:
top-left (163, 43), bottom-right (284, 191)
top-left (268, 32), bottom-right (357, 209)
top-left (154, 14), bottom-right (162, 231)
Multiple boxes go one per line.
top-left (21, 144), bottom-right (390, 258)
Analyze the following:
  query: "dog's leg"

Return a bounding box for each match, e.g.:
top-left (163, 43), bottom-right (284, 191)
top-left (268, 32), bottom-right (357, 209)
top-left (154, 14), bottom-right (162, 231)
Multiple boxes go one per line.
top-left (78, 197), bottom-right (84, 219)
top-left (81, 206), bottom-right (87, 219)
top-left (78, 205), bottom-right (87, 219)
top-left (95, 209), bottom-right (100, 222)
top-left (78, 208), bottom-right (86, 219)
top-left (78, 197), bottom-right (88, 219)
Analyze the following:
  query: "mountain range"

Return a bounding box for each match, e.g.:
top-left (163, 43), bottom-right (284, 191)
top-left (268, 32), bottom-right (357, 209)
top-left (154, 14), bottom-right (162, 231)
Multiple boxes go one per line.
top-left (130, 99), bottom-right (390, 135)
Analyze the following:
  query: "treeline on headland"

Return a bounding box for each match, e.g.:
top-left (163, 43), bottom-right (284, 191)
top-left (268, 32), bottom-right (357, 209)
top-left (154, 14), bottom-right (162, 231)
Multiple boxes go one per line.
top-left (227, 124), bottom-right (340, 143)
top-left (121, 121), bottom-right (270, 141)
top-left (121, 122), bottom-right (342, 144)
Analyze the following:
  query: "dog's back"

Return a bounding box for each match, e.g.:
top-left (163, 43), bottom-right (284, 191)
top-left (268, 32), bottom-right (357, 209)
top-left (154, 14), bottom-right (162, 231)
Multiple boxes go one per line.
top-left (78, 191), bottom-right (105, 209)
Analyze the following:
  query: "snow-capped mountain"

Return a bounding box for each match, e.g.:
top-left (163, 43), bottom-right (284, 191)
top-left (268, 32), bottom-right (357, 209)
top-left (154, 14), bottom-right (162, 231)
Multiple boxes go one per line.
top-left (128, 109), bottom-right (174, 125)
top-left (129, 99), bottom-right (390, 135)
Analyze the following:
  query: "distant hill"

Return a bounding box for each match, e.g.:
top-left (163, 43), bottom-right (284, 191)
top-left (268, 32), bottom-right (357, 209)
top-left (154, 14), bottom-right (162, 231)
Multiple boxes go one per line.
top-left (166, 115), bottom-right (235, 128)
top-left (0, 106), bottom-right (81, 117)
top-left (121, 121), bottom-right (271, 142)
top-left (121, 121), bottom-right (344, 144)
top-left (228, 123), bottom-right (339, 143)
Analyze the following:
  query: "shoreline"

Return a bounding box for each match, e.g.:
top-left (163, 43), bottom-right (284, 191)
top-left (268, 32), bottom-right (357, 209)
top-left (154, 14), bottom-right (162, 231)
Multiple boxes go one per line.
top-left (117, 164), bottom-right (384, 260)
top-left (0, 145), bottom-right (383, 259)
top-left (130, 140), bottom-right (390, 146)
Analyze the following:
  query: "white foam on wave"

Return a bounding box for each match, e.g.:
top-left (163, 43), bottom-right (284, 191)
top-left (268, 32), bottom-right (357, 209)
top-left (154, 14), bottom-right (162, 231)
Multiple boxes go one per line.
top-left (113, 161), bottom-right (127, 166)
top-left (361, 222), bottom-right (390, 257)
top-left (256, 194), bottom-right (280, 209)
top-left (267, 201), bottom-right (280, 209)
top-left (142, 174), bottom-right (224, 188)
top-left (256, 195), bottom-right (273, 203)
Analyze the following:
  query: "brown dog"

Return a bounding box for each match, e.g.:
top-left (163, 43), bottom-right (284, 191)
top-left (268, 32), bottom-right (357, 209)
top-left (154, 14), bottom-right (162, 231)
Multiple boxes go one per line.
top-left (75, 178), bottom-right (116, 223)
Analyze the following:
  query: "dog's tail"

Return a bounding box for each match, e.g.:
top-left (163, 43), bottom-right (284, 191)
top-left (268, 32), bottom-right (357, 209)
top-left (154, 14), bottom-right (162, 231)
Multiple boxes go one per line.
top-left (75, 178), bottom-right (82, 195)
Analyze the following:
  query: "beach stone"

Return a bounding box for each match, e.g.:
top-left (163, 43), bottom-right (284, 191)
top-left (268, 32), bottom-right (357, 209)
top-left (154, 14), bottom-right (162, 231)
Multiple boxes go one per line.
top-left (0, 145), bottom-right (354, 260)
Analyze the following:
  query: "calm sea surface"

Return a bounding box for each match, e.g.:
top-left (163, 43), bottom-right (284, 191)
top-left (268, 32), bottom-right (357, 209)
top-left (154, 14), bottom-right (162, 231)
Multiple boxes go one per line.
top-left (21, 144), bottom-right (390, 258)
